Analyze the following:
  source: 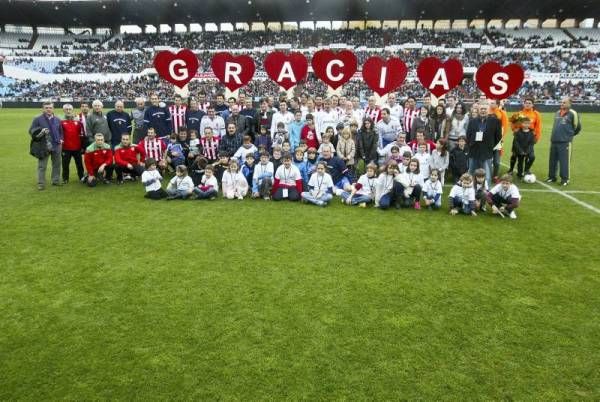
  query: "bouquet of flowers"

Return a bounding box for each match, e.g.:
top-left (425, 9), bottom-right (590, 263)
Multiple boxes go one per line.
top-left (509, 112), bottom-right (528, 125)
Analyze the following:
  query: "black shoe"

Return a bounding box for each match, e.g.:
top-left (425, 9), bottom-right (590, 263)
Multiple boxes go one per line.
top-left (545, 177), bottom-right (556, 183)
top-left (561, 180), bottom-right (569, 186)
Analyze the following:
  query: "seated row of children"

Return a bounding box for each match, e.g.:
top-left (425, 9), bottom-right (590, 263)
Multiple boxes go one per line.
top-left (141, 148), bottom-right (522, 219)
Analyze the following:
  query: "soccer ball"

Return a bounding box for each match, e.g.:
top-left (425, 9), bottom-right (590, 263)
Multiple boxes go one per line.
top-left (523, 173), bottom-right (536, 183)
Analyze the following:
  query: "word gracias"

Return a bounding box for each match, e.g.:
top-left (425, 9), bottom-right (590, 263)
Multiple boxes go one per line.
top-left (153, 49), bottom-right (524, 100)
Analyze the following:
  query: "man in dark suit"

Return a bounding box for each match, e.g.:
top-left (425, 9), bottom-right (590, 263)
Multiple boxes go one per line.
top-left (467, 102), bottom-right (502, 187)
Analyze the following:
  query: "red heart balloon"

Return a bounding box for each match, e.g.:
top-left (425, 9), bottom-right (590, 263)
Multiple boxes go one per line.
top-left (210, 52), bottom-right (255, 91)
top-left (311, 50), bottom-right (357, 89)
top-left (362, 57), bottom-right (408, 96)
top-left (416, 57), bottom-right (463, 98)
top-left (264, 51), bottom-right (308, 90)
top-left (153, 49), bottom-right (199, 89)
top-left (475, 62), bottom-right (524, 100)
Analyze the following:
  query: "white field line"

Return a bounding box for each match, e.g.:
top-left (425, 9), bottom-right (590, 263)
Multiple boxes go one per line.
top-left (498, 162), bottom-right (600, 215)
top-left (441, 184), bottom-right (600, 195)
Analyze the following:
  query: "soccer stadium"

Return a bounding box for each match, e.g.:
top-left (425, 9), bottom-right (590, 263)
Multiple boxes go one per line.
top-left (1, 0), bottom-right (599, 399)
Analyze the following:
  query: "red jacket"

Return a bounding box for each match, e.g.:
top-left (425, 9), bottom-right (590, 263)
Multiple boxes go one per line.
top-left (61, 118), bottom-right (83, 151)
top-left (301, 125), bottom-right (319, 149)
top-left (114, 144), bottom-right (141, 167)
top-left (84, 143), bottom-right (113, 175)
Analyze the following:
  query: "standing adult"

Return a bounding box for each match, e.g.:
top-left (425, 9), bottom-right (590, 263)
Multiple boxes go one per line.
top-left (199, 106), bottom-right (225, 138)
top-left (169, 94), bottom-right (187, 134)
top-left (185, 99), bottom-right (205, 135)
top-left (402, 96), bottom-right (420, 141)
top-left (106, 100), bottom-right (132, 149)
top-left (60, 103), bottom-right (85, 184)
top-left (364, 96), bottom-right (382, 123)
top-left (376, 108), bottom-right (401, 149)
top-left (489, 99), bottom-right (509, 180)
top-left (29, 102), bottom-right (63, 190)
top-left (130, 97), bottom-right (147, 144)
top-left (143, 93), bottom-right (171, 138)
top-left (86, 99), bottom-right (111, 144)
top-left (270, 100), bottom-right (294, 138)
top-left (78, 102), bottom-right (90, 146)
top-left (467, 102), bottom-right (502, 187)
top-left (547, 97), bottom-right (581, 186)
top-left (386, 92), bottom-right (403, 123)
top-left (227, 104), bottom-right (251, 138)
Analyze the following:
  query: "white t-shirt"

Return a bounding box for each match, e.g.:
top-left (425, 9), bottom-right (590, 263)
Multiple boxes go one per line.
top-left (142, 170), bottom-right (163, 192)
top-left (356, 174), bottom-right (377, 197)
top-left (423, 180), bottom-right (443, 198)
top-left (449, 185), bottom-right (476, 204)
top-left (275, 164), bottom-right (302, 186)
top-left (490, 183), bottom-right (522, 200)
top-left (201, 175), bottom-right (218, 189)
top-left (308, 172), bottom-right (334, 197)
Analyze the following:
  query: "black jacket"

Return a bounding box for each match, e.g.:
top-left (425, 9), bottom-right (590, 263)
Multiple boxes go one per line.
top-left (356, 128), bottom-right (379, 163)
top-left (466, 116), bottom-right (502, 161)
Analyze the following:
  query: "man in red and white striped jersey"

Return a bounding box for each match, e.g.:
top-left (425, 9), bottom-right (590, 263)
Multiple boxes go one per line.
top-left (78, 102), bottom-right (89, 146)
top-left (402, 96), bottom-right (420, 141)
top-left (196, 92), bottom-right (211, 113)
top-left (364, 96), bottom-right (382, 123)
top-left (169, 95), bottom-right (187, 134)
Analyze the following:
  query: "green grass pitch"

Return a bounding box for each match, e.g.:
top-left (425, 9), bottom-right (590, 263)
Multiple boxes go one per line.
top-left (0, 108), bottom-right (599, 400)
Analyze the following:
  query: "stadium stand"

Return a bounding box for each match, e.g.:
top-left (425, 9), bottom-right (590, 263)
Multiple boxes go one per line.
top-left (1, 25), bottom-right (599, 104)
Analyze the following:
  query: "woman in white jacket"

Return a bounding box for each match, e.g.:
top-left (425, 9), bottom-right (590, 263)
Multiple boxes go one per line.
top-left (375, 160), bottom-right (401, 209)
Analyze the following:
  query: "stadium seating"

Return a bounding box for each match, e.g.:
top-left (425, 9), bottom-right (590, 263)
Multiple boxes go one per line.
top-left (1, 27), bottom-right (599, 103)
top-left (0, 32), bottom-right (32, 49)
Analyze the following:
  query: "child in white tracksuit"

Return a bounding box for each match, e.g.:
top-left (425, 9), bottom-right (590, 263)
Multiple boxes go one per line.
top-left (166, 165), bottom-right (194, 200)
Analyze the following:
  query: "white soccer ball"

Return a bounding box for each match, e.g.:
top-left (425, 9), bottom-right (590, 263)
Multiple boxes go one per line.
top-left (523, 173), bottom-right (536, 184)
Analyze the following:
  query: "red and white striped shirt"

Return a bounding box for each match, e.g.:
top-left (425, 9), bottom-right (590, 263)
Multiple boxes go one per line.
top-left (169, 105), bottom-right (187, 134)
top-left (364, 106), bottom-right (382, 122)
top-left (402, 108), bottom-right (420, 134)
top-left (138, 138), bottom-right (166, 162)
top-left (78, 112), bottom-right (88, 136)
top-left (198, 102), bottom-right (211, 113)
top-left (201, 137), bottom-right (220, 161)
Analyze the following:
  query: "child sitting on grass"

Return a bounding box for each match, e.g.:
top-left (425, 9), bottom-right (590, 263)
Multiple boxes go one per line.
top-left (301, 161), bottom-right (334, 207)
top-left (341, 162), bottom-right (378, 207)
top-left (166, 165), bottom-right (194, 200)
top-left (193, 164), bottom-right (218, 200)
top-left (487, 174), bottom-right (522, 219)
top-left (222, 159), bottom-right (248, 200)
top-left (448, 173), bottom-right (477, 216)
top-left (141, 158), bottom-right (167, 200)
top-left (422, 168), bottom-right (443, 210)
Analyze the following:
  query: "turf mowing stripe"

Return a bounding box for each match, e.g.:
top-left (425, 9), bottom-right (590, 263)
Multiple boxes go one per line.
top-left (498, 162), bottom-right (600, 215)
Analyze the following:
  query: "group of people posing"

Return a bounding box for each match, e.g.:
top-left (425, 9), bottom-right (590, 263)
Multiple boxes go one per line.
top-left (28, 90), bottom-right (582, 219)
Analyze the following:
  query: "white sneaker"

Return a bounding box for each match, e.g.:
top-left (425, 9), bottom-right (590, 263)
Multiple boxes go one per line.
top-left (509, 211), bottom-right (517, 219)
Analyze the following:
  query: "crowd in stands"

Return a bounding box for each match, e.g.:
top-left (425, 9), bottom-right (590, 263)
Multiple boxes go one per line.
top-left (10, 48), bottom-right (593, 76)
top-left (106, 28), bottom-right (489, 51)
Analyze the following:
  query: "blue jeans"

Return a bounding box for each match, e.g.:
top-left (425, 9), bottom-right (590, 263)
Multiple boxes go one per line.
top-left (469, 158), bottom-right (493, 188)
top-left (424, 195), bottom-right (442, 209)
top-left (334, 177), bottom-right (350, 190)
top-left (301, 192), bottom-right (333, 205)
top-left (167, 188), bottom-right (191, 199)
top-left (450, 196), bottom-right (473, 214)
top-left (193, 187), bottom-right (217, 199)
top-left (340, 192), bottom-right (372, 205)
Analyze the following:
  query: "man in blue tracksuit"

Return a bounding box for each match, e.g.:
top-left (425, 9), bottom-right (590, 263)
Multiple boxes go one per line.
top-left (546, 97), bottom-right (581, 186)
top-left (319, 147), bottom-right (349, 191)
top-left (106, 100), bottom-right (132, 149)
top-left (185, 99), bottom-right (205, 134)
top-left (143, 93), bottom-right (171, 138)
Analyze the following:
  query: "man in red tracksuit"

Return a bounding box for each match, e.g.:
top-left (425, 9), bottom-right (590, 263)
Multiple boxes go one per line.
top-left (61, 104), bottom-right (86, 183)
top-left (113, 133), bottom-right (144, 184)
top-left (84, 133), bottom-right (114, 187)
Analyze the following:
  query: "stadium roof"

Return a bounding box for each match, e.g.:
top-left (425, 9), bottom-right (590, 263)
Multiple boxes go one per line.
top-left (1, 0), bottom-right (598, 29)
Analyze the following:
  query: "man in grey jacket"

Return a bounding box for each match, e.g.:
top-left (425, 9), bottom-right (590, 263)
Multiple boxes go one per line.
top-left (29, 102), bottom-right (63, 190)
top-left (86, 99), bottom-right (111, 144)
top-left (546, 97), bottom-right (582, 186)
top-left (131, 97), bottom-right (147, 144)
